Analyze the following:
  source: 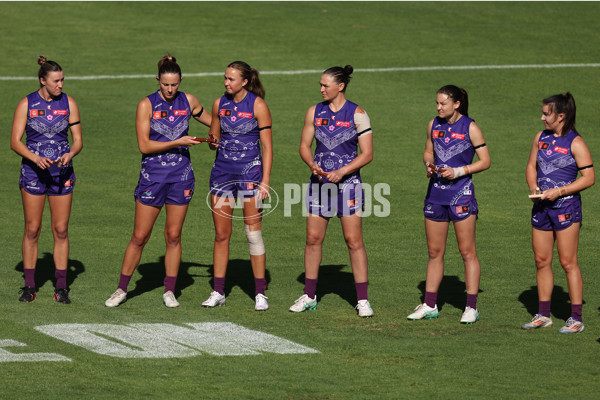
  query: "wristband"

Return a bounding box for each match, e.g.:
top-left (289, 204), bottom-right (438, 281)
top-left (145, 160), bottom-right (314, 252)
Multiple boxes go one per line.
top-left (452, 167), bottom-right (466, 179)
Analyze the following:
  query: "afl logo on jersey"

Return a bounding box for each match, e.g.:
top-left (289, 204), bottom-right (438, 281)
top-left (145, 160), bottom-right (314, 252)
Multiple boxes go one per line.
top-left (219, 109), bottom-right (232, 117)
top-left (538, 142), bottom-right (550, 150)
top-left (433, 130), bottom-right (446, 138)
top-left (153, 111), bottom-right (168, 119)
top-left (316, 118), bottom-right (329, 126)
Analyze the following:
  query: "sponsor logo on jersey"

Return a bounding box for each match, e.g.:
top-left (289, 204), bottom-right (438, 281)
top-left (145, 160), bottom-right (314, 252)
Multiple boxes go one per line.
top-left (174, 110), bottom-right (188, 116)
top-left (336, 121), bottom-right (351, 127)
top-left (455, 205), bottom-right (469, 213)
top-left (30, 110), bottom-right (46, 117)
top-left (153, 111), bottom-right (168, 119)
top-left (184, 189), bottom-right (193, 197)
top-left (237, 112), bottom-right (252, 119)
top-left (451, 133), bottom-right (465, 140)
top-left (246, 183), bottom-right (257, 190)
top-left (558, 213), bottom-right (571, 222)
top-left (219, 109), bottom-right (232, 117)
top-left (347, 199), bottom-right (356, 207)
top-left (433, 130), bottom-right (446, 138)
top-left (538, 142), bottom-right (550, 150)
top-left (315, 118), bottom-right (329, 126)
top-left (53, 110), bottom-right (68, 116)
top-left (553, 146), bottom-right (568, 154)
top-left (64, 180), bottom-right (73, 187)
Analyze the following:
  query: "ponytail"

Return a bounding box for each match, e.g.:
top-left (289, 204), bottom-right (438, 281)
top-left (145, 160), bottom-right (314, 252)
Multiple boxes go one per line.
top-left (438, 85), bottom-right (469, 117)
top-left (543, 92), bottom-right (577, 136)
top-left (227, 61), bottom-right (265, 99)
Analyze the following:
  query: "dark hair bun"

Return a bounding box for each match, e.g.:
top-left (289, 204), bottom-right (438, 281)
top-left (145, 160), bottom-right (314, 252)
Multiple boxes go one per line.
top-left (344, 65), bottom-right (354, 75)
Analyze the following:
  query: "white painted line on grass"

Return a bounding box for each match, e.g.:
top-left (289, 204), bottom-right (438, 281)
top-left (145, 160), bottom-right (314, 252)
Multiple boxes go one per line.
top-left (2, 63), bottom-right (599, 81)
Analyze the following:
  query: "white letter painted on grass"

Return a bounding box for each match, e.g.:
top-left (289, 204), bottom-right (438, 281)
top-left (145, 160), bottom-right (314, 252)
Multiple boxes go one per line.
top-left (35, 323), bottom-right (319, 358)
top-left (34, 324), bottom-right (200, 359)
top-left (0, 339), bottom-right (71, 362)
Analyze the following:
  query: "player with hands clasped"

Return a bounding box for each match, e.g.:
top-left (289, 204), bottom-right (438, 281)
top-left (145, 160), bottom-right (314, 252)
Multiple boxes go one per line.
top-left (105, 54), bottom-right (211, 308)
top-left (202, 61), bottom-right (273, 311)
top-left (11, 56), bottom-right (83, 304)
top-left (289, 65), bottom-right (374, 317)
top-left (522, 93), bottom-right (594, 333)
top-left (408, 85), bottom-right (490, 324)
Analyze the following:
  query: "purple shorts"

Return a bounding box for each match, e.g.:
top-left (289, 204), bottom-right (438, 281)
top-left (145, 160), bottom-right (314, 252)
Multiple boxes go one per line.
top-left (423, 199), bottom-right (478, 222)
top-left (209, 166), bottom-right (262, 199)
top-left (531, 198), bottom-right (582, 231)
top-left (19, 164), bottom-right (75, 196)
top-left (306, 177), bottom-right (363, 218)
top-left (134, 179), bottom-right (194, 206)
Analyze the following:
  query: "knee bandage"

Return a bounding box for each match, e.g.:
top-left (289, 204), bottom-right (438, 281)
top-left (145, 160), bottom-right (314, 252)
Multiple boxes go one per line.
top-left (245, 224), bottom-right (265, 255)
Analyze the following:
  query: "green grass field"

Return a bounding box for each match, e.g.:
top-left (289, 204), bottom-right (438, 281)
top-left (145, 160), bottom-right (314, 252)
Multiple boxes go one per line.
top-left (1, 2), bottom-right (600, 399)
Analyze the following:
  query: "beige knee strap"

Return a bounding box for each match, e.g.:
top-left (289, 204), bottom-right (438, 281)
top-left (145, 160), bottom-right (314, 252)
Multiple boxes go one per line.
top-left (245, 224), bottom-right (265, 255)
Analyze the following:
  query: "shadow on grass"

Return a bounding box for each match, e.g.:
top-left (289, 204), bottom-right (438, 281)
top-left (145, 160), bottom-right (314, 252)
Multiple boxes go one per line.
top-left (14, 252), bottom-right (85, 290)
top-left (205, 259), bottom-right (272, 300)
top-left (416, 275), bottom-right (483, 311)
top-left (295, 264), bottom-right (356, 307)
top-left (127, 256), bottom-right (210, 300)
top-left (518, 285), bottom-right (584, 321)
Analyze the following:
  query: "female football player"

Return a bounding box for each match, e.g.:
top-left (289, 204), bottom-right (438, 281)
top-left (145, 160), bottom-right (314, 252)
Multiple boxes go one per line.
top-left (105, 54), bottom-right (211, 308)
top-left (201, 61), bottom-right (273, 311)
top-left (522, 93), bottom-right (594, 333)
top-left (407, 85), bottom-right (490, 324)
top-left (289, 65), bottom-right (374, 317)
top-left (11, 55), bottom-right (83, 304)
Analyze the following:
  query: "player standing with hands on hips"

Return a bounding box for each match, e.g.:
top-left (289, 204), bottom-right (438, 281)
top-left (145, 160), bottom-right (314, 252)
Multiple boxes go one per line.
top-left (408, 85), bottom-right (490, 324)
top-left (201, 61), bottom-right (273, 311)
top-left (289, 65), bottom-right (374, 317)
top-left (105, 54), bottom-right (211, 308)
top-left (10, 56), bottom-right (83, 304)
top-left (522, 93), bottom-right (594, 333)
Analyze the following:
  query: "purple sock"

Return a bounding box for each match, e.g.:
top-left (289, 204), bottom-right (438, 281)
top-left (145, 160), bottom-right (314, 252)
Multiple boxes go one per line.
top-left (424, 291), bottom-right (437, 308)
top-left (55, 269), bottom-right (67, 290)
top-left (24, 268), bottom-right (36, 288)
top-left (539, 301), bottom-right (551, 318)
top-left (466, 293), bottom-right (478, 309)
top-left (118, 273), bottom-right (132, 292)
top-left (571, 304), bottom-right (582, 321)
top-left (164, 276), bottom-right (177, 293)
top-left (355, 281), bottom-right (368, 301)
top-left (304, 278), bottom-right (318, 299)
top-left (214, 277), bottom-right (225, 295)
top-left (254, 278), bottom-right (267, 296)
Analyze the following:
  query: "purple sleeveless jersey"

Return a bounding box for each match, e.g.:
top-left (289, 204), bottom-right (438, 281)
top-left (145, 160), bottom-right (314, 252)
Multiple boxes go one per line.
top-left (213, 92), bottom-right (262, 174)
top-left (140, 91), bottom-right (193, 183)
top-left (536, 129), bottom-right (580, 208)
top-left (24, 91), bottom-right (71, 177)
top-left (313, 100), bottom-right (361, 182)
top-left (426, 115), bottom-right (476, 206)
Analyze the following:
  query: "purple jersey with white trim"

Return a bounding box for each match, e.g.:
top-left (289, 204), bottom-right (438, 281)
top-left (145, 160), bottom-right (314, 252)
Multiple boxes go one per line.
top-left (141, 91), bottom-right (193, 183)
top-left (425, 115), bottom-right (476, 205)
top-left (213, 92), bottom-right (262, 174)
top-left (313, 100), bottom-right (361, 181)
top-left (24, 91), bottom-right (71, 177)
top-left (536, 129), bottom-right (580, 208)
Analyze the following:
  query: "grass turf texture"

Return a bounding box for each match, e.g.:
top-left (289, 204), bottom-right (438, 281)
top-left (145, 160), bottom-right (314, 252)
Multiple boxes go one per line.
top-left (1, 1), bottom-right (600, 399)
